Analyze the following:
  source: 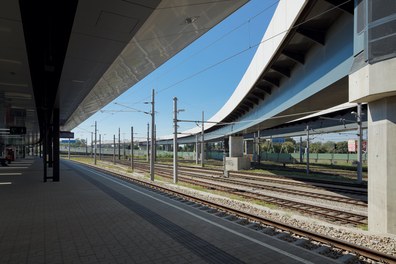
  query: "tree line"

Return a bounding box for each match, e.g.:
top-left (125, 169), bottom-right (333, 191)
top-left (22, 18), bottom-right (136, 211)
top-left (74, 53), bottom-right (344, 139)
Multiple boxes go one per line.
top-left (62, 137), bottom-right (351, 154)
top-left (260, 138), bottom-right (349, 154)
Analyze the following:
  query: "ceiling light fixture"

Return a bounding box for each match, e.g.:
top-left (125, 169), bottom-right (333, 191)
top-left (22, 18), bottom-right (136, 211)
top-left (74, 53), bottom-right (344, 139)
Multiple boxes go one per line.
top-left (184, 16), bottom-right (199, 24)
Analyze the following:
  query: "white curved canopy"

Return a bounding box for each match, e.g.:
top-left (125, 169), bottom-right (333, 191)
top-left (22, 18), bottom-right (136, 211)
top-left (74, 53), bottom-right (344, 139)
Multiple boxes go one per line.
top-left (179, 0), bottom-right (306, 137)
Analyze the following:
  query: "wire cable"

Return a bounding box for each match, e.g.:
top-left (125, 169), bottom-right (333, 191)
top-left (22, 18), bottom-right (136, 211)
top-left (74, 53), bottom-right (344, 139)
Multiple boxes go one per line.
top-left (75, 0), bottom-right (352, 139)
top-left (128, 0), bottom-right (280, 103)
top-left (133, 0), bottom-right (351, 104)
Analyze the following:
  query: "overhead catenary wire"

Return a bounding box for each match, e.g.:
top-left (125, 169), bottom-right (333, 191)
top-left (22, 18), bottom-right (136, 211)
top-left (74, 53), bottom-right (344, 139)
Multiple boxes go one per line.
top-left (177, 103), bottom-right (359, 127)
top-left (131, 0), bottom-right (351, 104)
top-left (76, 0), bottom-right (353, 139)
top-left (128, 0), bottom-right (280, 104)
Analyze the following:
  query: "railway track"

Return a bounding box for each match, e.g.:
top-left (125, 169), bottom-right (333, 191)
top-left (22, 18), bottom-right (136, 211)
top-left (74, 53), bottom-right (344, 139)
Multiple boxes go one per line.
top-left (167, 166), bottom-right (367, 203)
top-left (97, 157), bottom-right (368, 225)
top-left (131, 162), bottom-right (367, 226)
top-left (170, 158), bottom-right (366, 180)
top-left (133, 162), bottom-right (367, 205)
top-left (71, 160), bottom-right (396, 264)
top-left (177, 165), bottom-right (367, 196)
top-left (232, 170), bottom-right (367, 195)
top-left (106, 157), bottom-right (367, 196)
top-left (128, 159), bottom-right (367, 198)
top-left (137, 158), bottom-right (368, 194)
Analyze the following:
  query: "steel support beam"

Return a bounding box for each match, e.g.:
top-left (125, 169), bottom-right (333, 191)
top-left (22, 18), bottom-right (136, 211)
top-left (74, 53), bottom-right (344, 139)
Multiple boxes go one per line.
top-left (53, 108), bottom-right (60, 182)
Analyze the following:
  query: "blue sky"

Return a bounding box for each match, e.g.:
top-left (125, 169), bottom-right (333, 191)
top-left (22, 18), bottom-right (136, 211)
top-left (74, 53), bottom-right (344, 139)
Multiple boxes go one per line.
top-left (73, 0), bottom-right (279, 143)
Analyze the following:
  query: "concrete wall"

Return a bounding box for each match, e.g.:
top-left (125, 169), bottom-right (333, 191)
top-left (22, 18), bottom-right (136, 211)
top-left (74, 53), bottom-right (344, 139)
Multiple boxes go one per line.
top-left (350, 58), bottom-right (396, 103)
top-left (367, 96), bottom-right (396, 234)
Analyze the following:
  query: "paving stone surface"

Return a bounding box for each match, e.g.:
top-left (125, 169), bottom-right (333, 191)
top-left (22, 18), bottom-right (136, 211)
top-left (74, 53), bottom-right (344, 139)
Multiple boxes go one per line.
top-left (0, 158), bottom-right (338, 264)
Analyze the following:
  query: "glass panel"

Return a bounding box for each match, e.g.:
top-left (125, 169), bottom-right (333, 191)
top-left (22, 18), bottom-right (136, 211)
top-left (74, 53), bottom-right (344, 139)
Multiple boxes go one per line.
top-left (368, 0), bottom-right (396, 63)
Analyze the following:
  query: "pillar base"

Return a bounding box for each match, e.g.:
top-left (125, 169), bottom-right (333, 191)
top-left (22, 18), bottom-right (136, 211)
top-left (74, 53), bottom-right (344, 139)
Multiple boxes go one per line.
top-left (225, 157), bottom-right (250, 171)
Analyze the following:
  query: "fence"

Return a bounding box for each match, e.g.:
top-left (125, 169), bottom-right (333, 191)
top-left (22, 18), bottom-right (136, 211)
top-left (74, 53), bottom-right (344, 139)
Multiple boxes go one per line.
top-left (258, 152), bottom-right (367, 165)
top-left (60, 146), bottom-right (195, 159)
top-left (60, 146), bottom-right (367, 165)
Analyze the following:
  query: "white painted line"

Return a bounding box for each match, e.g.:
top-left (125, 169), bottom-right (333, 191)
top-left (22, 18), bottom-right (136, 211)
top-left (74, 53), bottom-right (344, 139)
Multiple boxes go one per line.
top-left (0, 167), bottom-right (28, 169)
top-left (73, 163), bottom-right (316, 264)
top-left (0, 173), bottom-right (22, 176)
top-left (0, 182), bottom-right (12, 185)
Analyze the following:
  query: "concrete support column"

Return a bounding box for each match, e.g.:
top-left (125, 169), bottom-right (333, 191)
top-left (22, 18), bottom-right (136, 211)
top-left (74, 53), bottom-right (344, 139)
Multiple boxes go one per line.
top-left (245, 140), bottom-right (253, 155)
top-left (227, 136), bottom-right (249, 171)
top-left (229, 136), bottom-right (243, 157)
top-left (368, 96), bottom-right (396, 234)
top-left (223, 137), bottom-right (229, 157)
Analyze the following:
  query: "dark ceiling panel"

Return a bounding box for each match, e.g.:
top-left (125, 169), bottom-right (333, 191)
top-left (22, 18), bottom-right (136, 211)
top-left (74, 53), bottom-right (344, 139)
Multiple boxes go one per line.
top-left (19, 0), bottom-right (78, 136)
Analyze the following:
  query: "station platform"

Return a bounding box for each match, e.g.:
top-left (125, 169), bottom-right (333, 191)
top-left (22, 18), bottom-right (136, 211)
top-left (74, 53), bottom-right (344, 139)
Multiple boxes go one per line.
top-left (0, 158), bottom-right (339, 264)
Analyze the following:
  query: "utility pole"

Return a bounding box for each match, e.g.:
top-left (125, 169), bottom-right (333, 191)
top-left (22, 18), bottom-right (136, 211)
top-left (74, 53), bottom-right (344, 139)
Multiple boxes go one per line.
top-left (357, 103), bottom-right (363, 183)
top-left (90, 132), bottom-right (93, 157)
top-left (173, 97), bottom-right (178, 183)
top-left (299, 136), bottom-right (303, 163)
top-left (99, 134), bottom-right (101, 160)
top-left (257, 130), bottom-right (261, 165)
top-left (147, 123), bottom-right (149, 162)
top-left (131, 126), bottom-right (134, 171)
top-left (150, 89), bottom-right (155, 181)
top-left (68, 138), bottom-right (70, 160)
top-left (195, 134), bottom-right (199, 165)
top-left (85, 138), bottom-right (88, 156)
top-left (201, 111), bottom-right (204, 167)
top-left (118, 127), bottom-right (120, 160)
top-left (123, 139), bottom-right (126, 159)
top-left (113, 134), bottom-right (116, 164)
top-left (154, 124), bottom-right (157, 162)
top-left (94, 121), bottom-right (97, 165)
top-left (306, 125), bottom-right (310, 175)
top-left (253, 132), bottom-right (257, 164)
top-left (102, 135), bottom-right (106, 157)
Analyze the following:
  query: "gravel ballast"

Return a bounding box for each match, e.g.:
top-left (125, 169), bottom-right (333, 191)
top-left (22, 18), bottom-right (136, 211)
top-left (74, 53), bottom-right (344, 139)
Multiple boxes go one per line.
top-left (92, 161), bottom-right (396, 258)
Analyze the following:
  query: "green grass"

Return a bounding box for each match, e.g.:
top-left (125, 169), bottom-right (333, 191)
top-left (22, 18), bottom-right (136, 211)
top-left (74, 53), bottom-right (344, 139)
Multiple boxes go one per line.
top-left (68, 156), bottom-right (93, 163)
top-left (179, 182), bottom-right (207, 192)
top-left (248, 168), bottom-right (361, 183)
top-left (254, 200), bottom-right (278, 210)
top-left (357, 224), bottom-right (368, 231)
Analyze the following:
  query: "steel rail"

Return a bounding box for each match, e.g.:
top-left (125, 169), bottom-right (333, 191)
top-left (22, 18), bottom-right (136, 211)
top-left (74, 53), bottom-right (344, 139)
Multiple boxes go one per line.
top-left (71, 160), bottom-right (396, 264)
top-left (124, 161), bottom-right (367, 226)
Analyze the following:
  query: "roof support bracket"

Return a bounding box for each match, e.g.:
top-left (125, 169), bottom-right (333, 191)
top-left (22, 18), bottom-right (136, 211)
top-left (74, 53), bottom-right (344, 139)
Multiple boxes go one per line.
top-left (296, 26), bottom-right (326, 46)
top-left (255, 84), bottom-right (272, 95)
top-left (246, 96), bottom-right (259, 105)
top-left (262, 77), bottom-right (279, 87)
top-left (270, 65), bottom-right (291, 78)
top-left (324, 0), bottom-right (354, 14)
top-left (242, 101), bottom-right (254, 109)
top-left (282, 49), bottom-right (305, 65)
top-left (252, 91), bottom-right (265, 100)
